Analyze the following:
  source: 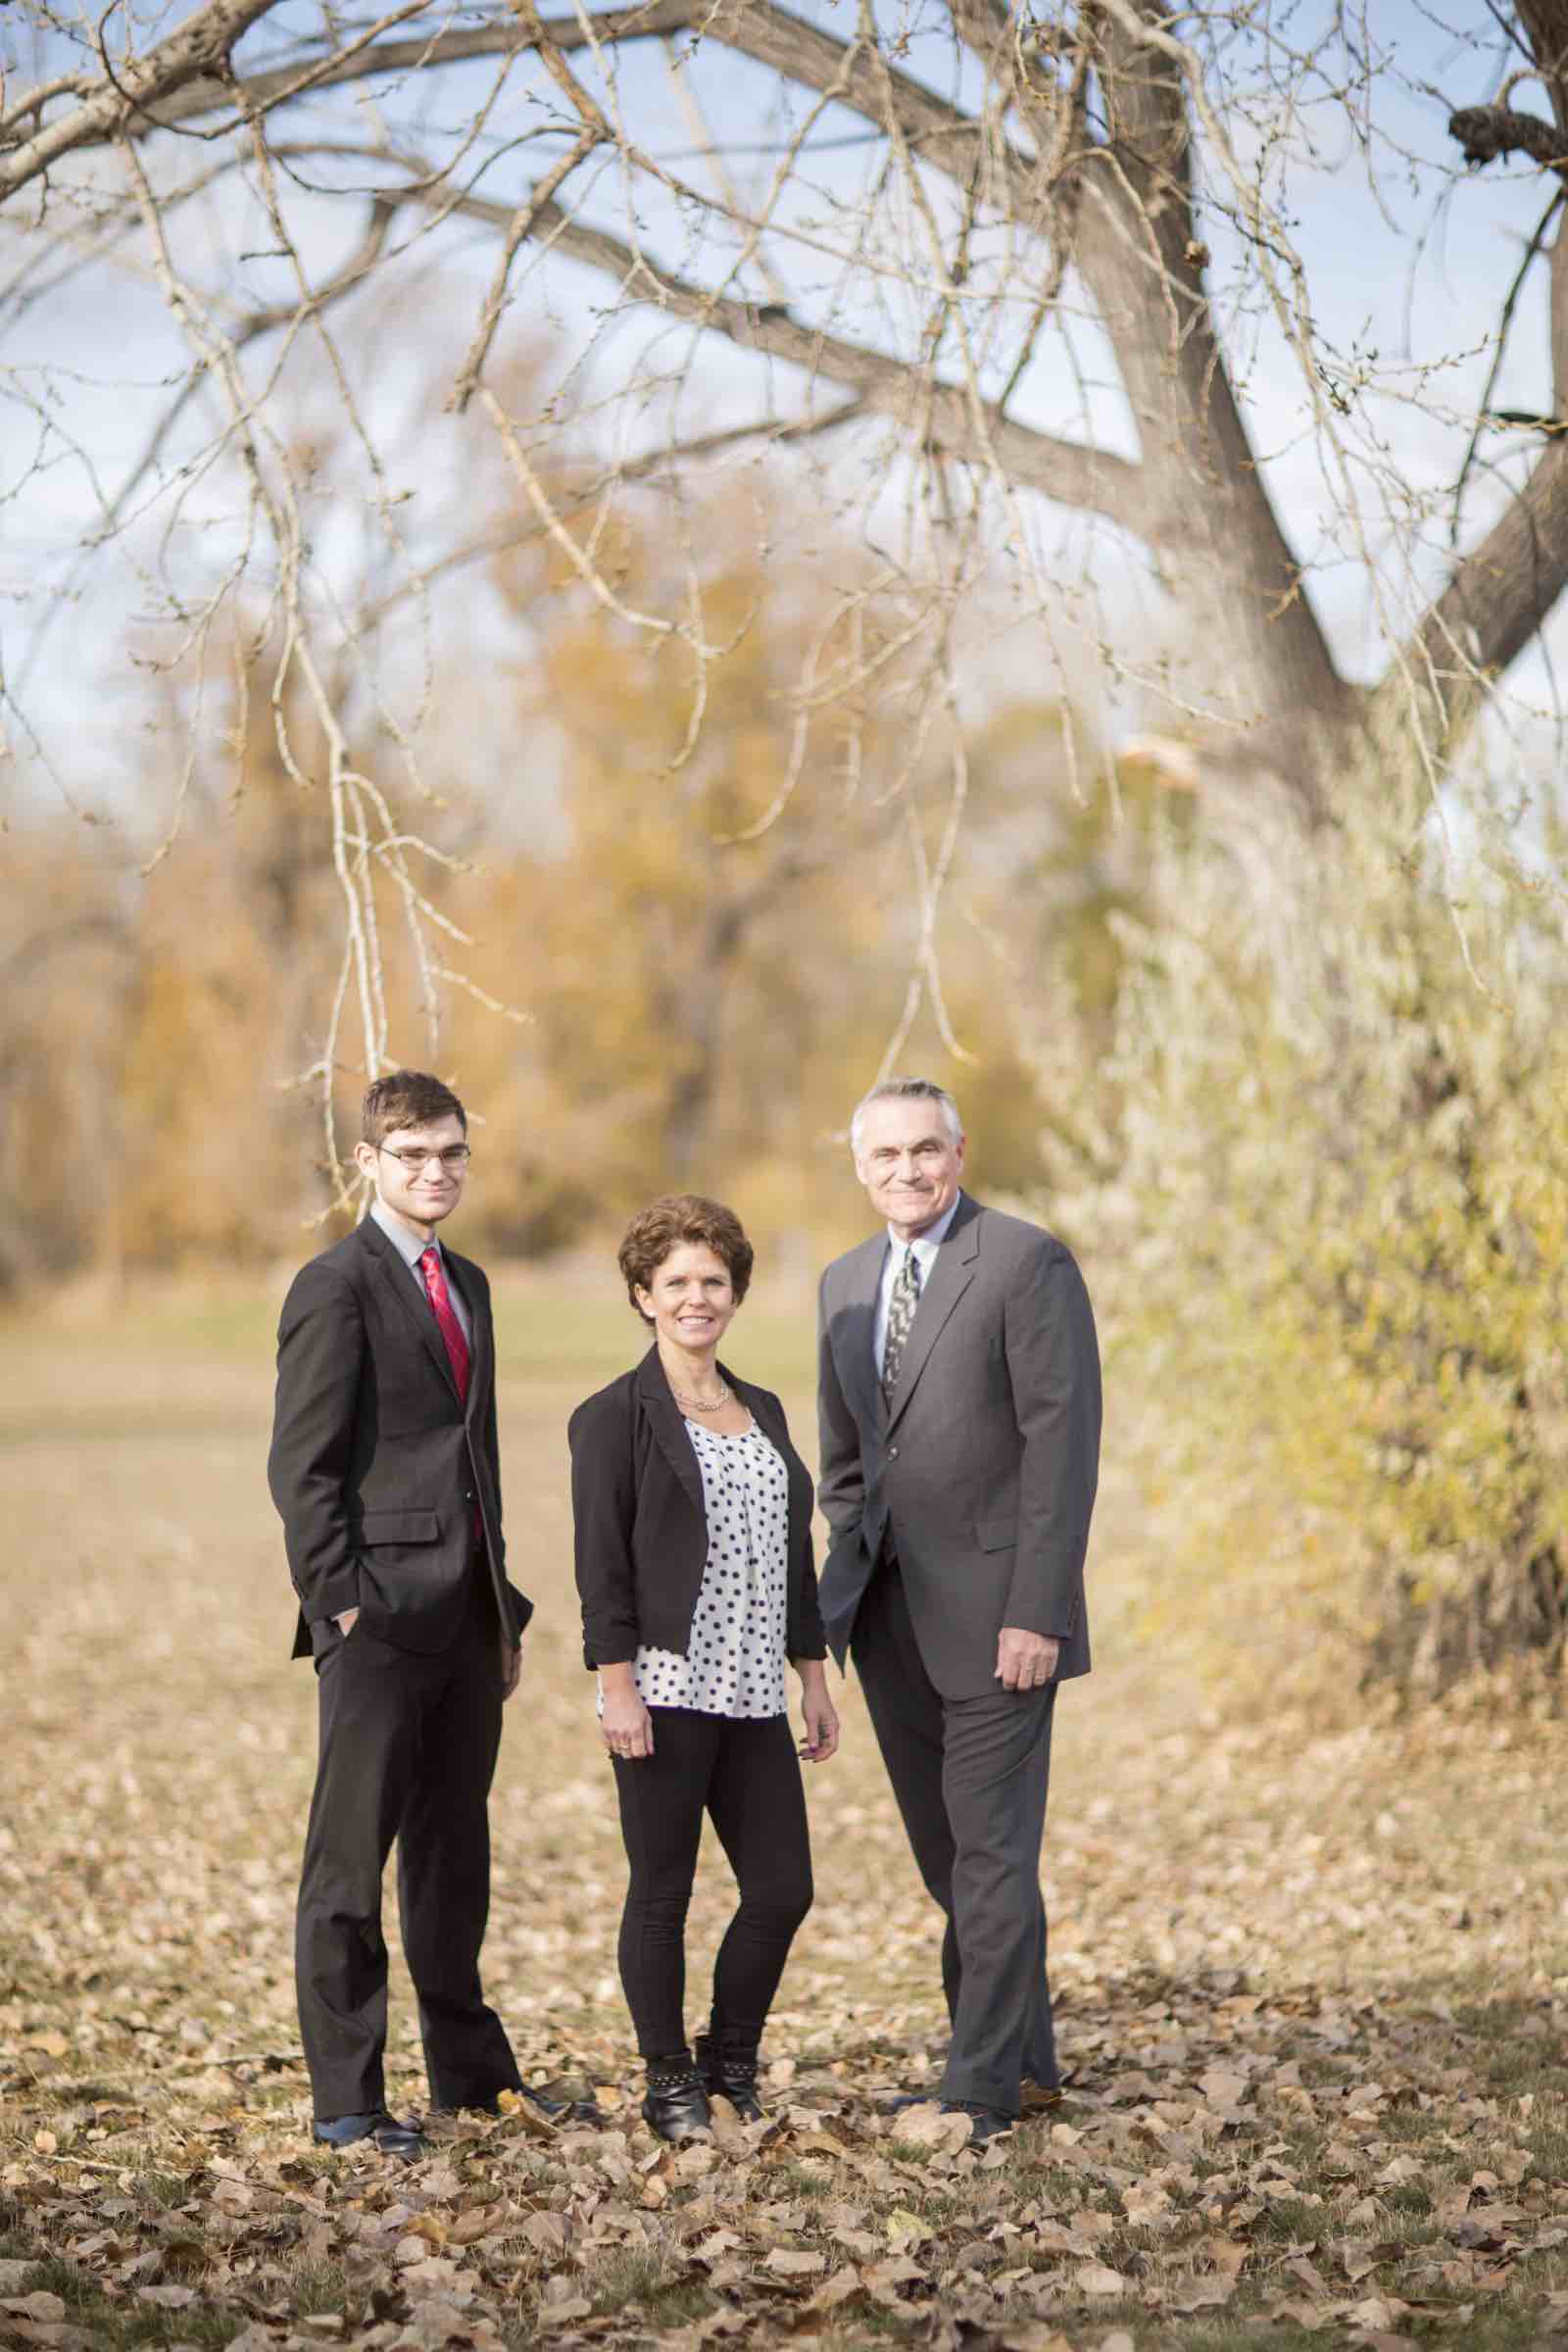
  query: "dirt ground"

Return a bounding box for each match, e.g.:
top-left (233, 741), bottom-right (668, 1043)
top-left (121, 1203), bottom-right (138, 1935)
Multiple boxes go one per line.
top-left (3, 1278), bottom-right (1566, 2351)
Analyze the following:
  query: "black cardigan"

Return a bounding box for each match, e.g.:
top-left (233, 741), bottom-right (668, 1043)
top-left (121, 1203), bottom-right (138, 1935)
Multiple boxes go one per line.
top-left (569, 1345), bottom-right (827, 1671)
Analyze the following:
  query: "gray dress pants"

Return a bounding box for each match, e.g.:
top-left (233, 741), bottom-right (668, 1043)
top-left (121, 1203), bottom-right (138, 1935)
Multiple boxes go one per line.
top-left (852, 1559), bottom-right (1058, 2115)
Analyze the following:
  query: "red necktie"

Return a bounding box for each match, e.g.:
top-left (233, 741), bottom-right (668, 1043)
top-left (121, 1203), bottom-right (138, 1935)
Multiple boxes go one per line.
top-left (419, 1246), bottom-right (470, 1405)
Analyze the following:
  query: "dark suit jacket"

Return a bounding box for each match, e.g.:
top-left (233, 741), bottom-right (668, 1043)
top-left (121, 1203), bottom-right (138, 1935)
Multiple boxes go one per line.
top-left (817, 1192), bottom-right (1101, 1699)
top-left (268, 1214), bottom-right (532, 1659)
top-left (569, 1346), bottom-right (827, 1671)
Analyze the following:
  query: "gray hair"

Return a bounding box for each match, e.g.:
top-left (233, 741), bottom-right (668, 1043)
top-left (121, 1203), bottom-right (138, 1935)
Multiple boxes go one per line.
top-left (850, 1076), bottom-right (963, 1155)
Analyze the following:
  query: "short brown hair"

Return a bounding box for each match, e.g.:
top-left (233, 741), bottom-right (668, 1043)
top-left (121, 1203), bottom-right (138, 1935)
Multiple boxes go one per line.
top-left (618, 1195), bottom-right (754, 1320)
top-left (362, 1069), bottom-right (466, 1147)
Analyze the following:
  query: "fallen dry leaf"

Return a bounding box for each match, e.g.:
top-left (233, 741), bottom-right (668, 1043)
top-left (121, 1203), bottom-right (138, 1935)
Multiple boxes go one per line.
top-left (4, 2294), bottom-right (66, 2325)
top-left (1073, 2261), bottom-right (1129, 2295)
top-left (1346, 2292), bottom-right (1407, 2329)
top-left (535, 2292), bottom-right (592, 2326)
top-left (863, 2255), bottom-right (926, 2295)
top-left (762, 2247), bottom-right (825, 2277)
top-left (804, 2264), bottom-right (861, 2311)
top-left (7, 1313), bottom-right (1568, 2352)
top-left (891, 2102), bottom-right (969, 2152)
top-left (495, 2087), bottom-right (556, 2136)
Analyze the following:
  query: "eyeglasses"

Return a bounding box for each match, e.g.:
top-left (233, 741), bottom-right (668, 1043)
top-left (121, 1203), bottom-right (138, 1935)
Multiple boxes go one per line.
top-left (377, 1144), bottom-right (472, 1173)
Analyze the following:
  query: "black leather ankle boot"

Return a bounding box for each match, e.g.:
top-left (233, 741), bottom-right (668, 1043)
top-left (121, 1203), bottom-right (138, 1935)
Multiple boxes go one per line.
top-left (642, 2052), bottom-right (711, 2141)
top-left (695, 2025), bottom-right (764, 2123)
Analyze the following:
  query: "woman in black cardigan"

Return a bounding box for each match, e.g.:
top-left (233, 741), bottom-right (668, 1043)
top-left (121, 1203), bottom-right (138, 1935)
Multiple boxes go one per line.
top-left (570, 1194), bottom-right (838, 2140)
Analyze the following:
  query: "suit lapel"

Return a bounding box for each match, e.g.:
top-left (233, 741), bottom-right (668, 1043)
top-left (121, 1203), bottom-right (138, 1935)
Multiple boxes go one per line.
top-left (357, 1215), bottom-right (462, 1403)
top-left (636, 1347), bottom-right (705, 1518)
top-left (885, 1193), bottom-right (981, 1434)
top-left (835, 1234), bottom-right (889, 1433)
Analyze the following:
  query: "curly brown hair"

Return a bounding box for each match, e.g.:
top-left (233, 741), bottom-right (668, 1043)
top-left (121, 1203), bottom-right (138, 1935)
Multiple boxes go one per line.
top-left (618, 1195), bottom-right (755, 1321)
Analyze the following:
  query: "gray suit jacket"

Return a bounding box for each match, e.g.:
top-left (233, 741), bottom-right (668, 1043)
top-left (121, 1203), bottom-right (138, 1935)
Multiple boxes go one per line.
top-left (816, 1192), bottom-right (1101, 1699)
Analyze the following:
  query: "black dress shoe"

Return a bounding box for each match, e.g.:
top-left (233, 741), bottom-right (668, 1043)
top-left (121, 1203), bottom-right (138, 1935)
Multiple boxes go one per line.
top-left (695, 2029), bottom-right (765, 2123)
top-left (518, 2085), bottom-right (601, 2126)
top-left (313, 2109), bottom-right (426, 2160)
top-left (940, 2100), bottom-right (1014, 2146)
top-left (884, 2086), bottom-right (943, 2114)
top-left (642, 2054), bottom-right (711, 2142)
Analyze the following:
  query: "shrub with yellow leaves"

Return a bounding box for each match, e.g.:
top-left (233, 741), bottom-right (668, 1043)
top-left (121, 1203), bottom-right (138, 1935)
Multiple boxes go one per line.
top-left (1060, 782), bottom-right (1568, 1702)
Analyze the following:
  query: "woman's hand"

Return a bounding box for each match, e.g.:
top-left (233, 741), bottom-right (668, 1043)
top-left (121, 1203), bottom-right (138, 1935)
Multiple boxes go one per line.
top-left (599, 1665), bottom-right (656, 1761)
top-left (796, 1663), bottom-right (840, 1764)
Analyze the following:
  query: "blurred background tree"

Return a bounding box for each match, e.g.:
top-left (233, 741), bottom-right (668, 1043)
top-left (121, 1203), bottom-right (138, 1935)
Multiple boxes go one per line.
top-left (10, 1), bottom-right (1568, 1705)
top-left (1043, 779), bottom-right (1568, 1704)
top-left (2, 482), bottom-right (1113, 1275)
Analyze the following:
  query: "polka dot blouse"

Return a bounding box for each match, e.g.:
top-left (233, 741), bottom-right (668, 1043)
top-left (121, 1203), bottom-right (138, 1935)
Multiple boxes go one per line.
top-left (627, 1417), bottom-right (790, 1719)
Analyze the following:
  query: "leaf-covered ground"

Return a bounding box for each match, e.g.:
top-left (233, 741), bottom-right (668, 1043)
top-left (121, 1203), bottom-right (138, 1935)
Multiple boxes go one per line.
top-left (3, 1288), bottom-right (1567, 2351)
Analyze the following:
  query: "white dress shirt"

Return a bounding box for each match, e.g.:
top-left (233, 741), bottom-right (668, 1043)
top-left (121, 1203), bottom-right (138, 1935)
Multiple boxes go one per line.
top-left (870, 1194), bottom-right (961, 1375)
top-left (370, 1197), bottom-right (472, 1348)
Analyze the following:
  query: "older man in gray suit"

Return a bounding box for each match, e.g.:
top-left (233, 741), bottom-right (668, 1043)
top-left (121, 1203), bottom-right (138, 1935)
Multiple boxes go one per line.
top-left (817, 1077), bottom-right (1101, 2143)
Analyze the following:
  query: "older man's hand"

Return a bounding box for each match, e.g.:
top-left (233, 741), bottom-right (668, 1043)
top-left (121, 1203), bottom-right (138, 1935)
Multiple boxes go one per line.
top-left (995, 1629), bottom-right (1059, 1690)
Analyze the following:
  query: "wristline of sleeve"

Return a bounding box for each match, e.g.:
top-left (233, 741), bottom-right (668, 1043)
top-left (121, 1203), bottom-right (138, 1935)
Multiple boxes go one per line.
top-left (584, 1630), bottom-right (639, 1668)
top-left (301, 1563), bottom-right (362, 1623)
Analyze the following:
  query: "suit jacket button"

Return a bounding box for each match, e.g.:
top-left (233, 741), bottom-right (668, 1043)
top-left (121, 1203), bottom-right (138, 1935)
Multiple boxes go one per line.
top-left (888, 1445), bottom-right (899, 1460)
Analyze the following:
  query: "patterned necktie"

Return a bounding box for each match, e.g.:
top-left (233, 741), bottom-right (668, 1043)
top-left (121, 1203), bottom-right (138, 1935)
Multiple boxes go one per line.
top-left (881, 1246), bottom-right (922, 1400)
top-left (419, 1245), bottom-right (470, 1405)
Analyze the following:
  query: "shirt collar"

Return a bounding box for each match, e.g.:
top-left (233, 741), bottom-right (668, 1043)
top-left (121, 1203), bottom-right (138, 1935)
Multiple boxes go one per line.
top-left (886, 1193), bottom-right (960, 1264)
top-left (370, 1196), bottom-right (441, 1272)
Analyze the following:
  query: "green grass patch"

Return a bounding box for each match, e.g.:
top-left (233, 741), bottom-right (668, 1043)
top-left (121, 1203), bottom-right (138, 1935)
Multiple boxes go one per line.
top-left (1251, 2196), bottom-right (1332, 2242)
top-left (17, 2256), bottom-right (246, 2350)
top-left (580, 2245), bottom-right (702, 2319)
top-left (767, 2162), bottom-right (833, 2197)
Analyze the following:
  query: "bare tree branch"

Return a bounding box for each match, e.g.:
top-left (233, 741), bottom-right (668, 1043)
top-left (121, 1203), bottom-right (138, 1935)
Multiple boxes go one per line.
top-left (1, 0), bottom-right (284, 204)
top-left (353, 399), bottom-right (867, 637)
top-left (400, 166), bottom-right (1147, 536)
top-left (1376, 433), bottom-right (1568, 758)
top-left (1383, 3), bottom-right (1568, 764)
top-left (448, 124), bottom-right (603, 412)
top-left (14, 0), bottom-right (1568, 874)
top-left (25, 0), bottom-right (1026, 205)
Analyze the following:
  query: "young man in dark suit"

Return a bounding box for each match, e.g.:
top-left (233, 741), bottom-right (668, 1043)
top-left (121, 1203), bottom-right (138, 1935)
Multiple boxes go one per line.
top-left (269, 1069), bottom-right (542, 2158)
top-left (817, 1077), bottom-right (1102, 2146)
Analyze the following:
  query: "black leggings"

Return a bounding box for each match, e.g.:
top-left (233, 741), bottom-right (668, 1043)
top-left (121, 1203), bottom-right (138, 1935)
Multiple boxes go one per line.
top-left (612, 1707), bottom-right (813, 2059)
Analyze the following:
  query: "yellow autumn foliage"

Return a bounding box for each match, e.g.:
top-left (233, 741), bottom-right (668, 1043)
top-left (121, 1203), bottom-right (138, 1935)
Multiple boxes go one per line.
top-left (1065, 786), bottom-right (1568, 1701)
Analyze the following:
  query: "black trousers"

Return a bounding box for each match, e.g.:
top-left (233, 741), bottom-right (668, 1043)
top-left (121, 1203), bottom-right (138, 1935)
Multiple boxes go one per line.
top-left (612, 1708), bottom-right (813, 2060)
top-left (852, 1561), bottom-right (1057, 2116)
top-left (296, 1579), bottom-right (520, 2119)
